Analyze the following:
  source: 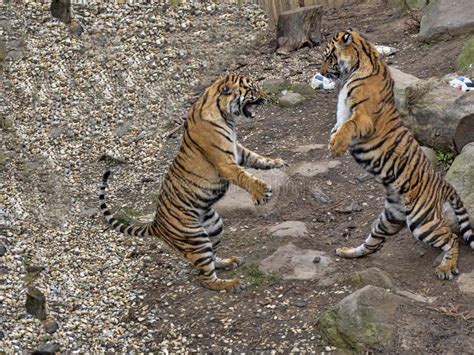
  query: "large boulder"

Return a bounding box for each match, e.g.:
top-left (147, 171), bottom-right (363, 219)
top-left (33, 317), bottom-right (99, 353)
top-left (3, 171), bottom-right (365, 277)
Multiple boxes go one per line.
top-left (319, 286), bottom-right (405, 351)
top-left (347, 267), bottom-right (395, 290)
top-left (419, 0), bottom-right (474, 42)
top-left (446, 143), bottom-right (474, 229)
top-left (392, 66), bottom-right (474, 153)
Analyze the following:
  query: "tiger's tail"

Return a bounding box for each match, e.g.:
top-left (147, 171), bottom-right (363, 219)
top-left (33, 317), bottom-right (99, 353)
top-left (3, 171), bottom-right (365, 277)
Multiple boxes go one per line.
top-left (99, 170), bottom-right (153, 238)
top-left (448, 191), bottom-right (474, 249)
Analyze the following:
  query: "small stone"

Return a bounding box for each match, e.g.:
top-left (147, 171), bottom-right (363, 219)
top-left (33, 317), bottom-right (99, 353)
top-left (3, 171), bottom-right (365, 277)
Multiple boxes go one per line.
top-left (26, 287), bottom-right (47, 320)
top-left (356, 173), bottom-right (372, 182)
top-left (269, 221), bottom-right (308, 237)
top-left (294, 300), bottom-right (307, 308)
top-left (0, 330), bottom-right (4, 340)
top-left (26, 265), bottom-right (44, 273)
top-left (32, 342), bottom-right (60, 355)
top-left (311, 188), bottom-right (332, 204)
top-left (42, 317), bottom-right (59, 334)
top-left (313, 256), bottom-right (321, 263)
top-left (0, 243), bottom-right (6, 256)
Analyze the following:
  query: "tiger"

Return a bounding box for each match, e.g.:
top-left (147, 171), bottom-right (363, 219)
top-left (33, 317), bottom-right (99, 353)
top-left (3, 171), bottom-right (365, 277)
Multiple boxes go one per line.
top-left (99, 74), bottom-right (285, 292)
top-left (320, 29), bottom-right (473, 280)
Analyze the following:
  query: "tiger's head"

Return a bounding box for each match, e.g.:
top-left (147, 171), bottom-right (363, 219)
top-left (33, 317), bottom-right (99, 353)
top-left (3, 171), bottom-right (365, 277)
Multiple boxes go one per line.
top-left (320, 29), bottom-right (378, 81)
top-left (216, 74), bottom-right (267, 121)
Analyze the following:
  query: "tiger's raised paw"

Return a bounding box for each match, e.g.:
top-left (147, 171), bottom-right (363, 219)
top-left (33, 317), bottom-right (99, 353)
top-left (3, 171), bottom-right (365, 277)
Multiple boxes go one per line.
top-left (329, 130), bottom-right (351, 157)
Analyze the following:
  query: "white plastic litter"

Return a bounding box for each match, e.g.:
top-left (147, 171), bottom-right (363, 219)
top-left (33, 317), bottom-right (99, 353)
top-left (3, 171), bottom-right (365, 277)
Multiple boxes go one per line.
top-left (310, 73), bottom-right (335, 90)
top-left (375, 45), bottom-right (397, 57)
top-left (449, 76), bottom-right (474, 91)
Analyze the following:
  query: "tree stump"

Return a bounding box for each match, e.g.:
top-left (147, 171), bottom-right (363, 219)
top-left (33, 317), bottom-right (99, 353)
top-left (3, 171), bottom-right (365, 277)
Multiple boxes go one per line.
top-left (276, 5), bottom-right (323, 54)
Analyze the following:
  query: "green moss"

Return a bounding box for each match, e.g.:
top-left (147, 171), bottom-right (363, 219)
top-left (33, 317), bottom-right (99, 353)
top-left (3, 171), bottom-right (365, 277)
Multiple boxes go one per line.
top-left (457, 36), bottom-right (474, 71)
top-left (238, 263), bottom-right (277, 289)
top-left (122, 207), bottom-right (142, 218)
top-left (0, 39), bottom-right (6, 62)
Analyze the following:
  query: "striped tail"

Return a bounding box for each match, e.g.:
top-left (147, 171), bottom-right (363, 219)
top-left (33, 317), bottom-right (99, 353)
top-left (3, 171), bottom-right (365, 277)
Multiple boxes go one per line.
top-left (449, 192), bottom-right (474, 249)
top-left (99, 170), bottom-right (152, 238)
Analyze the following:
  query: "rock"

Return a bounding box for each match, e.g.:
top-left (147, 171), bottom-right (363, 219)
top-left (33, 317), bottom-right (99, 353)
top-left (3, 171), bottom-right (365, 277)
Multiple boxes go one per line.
top-left (445, 143), bottom-right (474, 232)
top-left (268, 221), bottom-right (308, 237)
top-left (259, 242), bottom-right (333, 280)
top-left (399, 73), bottom-right (474, 152)
top-left (419, 0), bottom-right (474, 41)
top-left (311, 187), bottom-right (332, 204)
top-left (319, 286), bottom-right (404, 351)
top-left (390, 66), bottom-right (419, 115)
top-left (50, 0), bottom-right (72, 24)
top-left (214, 168), bottom-right (288, 217)
top-left (262, 79), bottom-right (290, 95)
top-left (32, 342), bottom-right (60, 355)
top-left (0, 243), bottom-right (6, 257)
top-left (292, 160), bottom-right (340, 177)
top-left (290, 144), bottom-right (325, 154)
top-left (276, 5), bottom-right (322, 54)
top-left (25, 287), bottom-right (47, 320)
top-left (394, 290), bottom-right (436, 304)
top-left (336, 201), bottom-right (363, 214)
top-left (420, 146), bottom-right (438, 167)
top-left (457, 35), bottom-right (474, 71)
top-left (42, 317), bottom-right (59, 334)
top-left (457, 271), bottom-right (474, 299)
top-left (278, 91), bottom-right (305, 107)
top-left (347, 267), bottom-right (395, 290)
top-left (290, 83), bottom-right (316, 96)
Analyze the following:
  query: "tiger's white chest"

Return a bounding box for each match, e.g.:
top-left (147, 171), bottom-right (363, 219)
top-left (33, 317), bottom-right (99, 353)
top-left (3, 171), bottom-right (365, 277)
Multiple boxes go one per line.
top-left (335, 84), bottom-right (351, 132)
top-left (231, 131), bottom-right (238, 162)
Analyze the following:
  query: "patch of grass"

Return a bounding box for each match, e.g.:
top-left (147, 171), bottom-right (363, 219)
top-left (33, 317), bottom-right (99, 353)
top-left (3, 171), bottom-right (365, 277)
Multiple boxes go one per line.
top-left (245, 263), bottom-right (277, 289)
top-left (122, 207), bottom-right (142, 218)
top-left (436, 151), bottom-right (455, 165)
top-left (170, 0), bottom-right (183, 7)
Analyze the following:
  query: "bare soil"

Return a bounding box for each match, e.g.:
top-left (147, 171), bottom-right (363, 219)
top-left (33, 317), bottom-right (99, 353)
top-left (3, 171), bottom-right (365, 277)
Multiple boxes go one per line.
top-left (112, 3), bottom-right (473, 353)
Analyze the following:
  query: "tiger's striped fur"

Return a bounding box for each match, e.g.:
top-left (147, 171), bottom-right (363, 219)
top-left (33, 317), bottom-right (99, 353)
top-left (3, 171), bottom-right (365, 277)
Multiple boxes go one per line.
top-left (99, 74), bottom-right (285, 291)
top-left (320, 30), bottom-right (473, 280)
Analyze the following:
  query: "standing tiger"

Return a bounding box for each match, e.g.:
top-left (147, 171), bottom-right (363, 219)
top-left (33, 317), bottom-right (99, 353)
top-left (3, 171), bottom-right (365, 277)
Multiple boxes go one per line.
top-left (320, 29), bottom-right (473, 280)
top-left (99, 74), bottom-right (285, 291)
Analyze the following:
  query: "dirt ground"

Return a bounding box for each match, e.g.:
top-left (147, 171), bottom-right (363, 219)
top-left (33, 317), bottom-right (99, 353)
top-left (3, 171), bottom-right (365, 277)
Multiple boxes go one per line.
top-left (99, 3), bottom-right (473, 353)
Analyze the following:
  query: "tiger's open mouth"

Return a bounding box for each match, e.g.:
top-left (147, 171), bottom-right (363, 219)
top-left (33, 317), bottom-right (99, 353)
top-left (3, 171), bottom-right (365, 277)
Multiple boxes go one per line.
top-left (242, 98), bottom-right (265, 119)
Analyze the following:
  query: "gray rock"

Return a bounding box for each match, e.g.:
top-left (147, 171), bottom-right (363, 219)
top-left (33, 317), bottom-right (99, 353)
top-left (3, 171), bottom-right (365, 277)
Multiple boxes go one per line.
top-left (347, 267), bottom-right (395, 290)
top-left (336, 201), bottom-right (363, 214)
top-left (311, 187), bottom-right (332, 204)
top-left (445, 143), bottom-right (474, 239)
top-left (42, 317), bottom-right (59, 334)
top-left (259, 242), bottom-right (333, 280)
top-left (0, 243), bottom-right (6, 256)
top-left (268, 221), bottom-right (308, 237)
top-left (420, 146), bottom-right (438, 167)
top-left (457, 271), bottom-right (474, 299)
top-left (278, 92), bottom-right (305, 107)
top-left (292, 160), bottom-right (340, 177)
top-left (319, 286), bottom-right (405, 351)
top-left (390, 66), bottom-right (419, 115)
top-left (419, 0), bottom-right (474, 42)
top-left (32, 342), bottom-right (60, 355)
top-left (214, 168), bottom-right (288, 217)
top-left (25, 287), bottom-right (47, 320)
top-left (262, 79), bottom-right (290, 95)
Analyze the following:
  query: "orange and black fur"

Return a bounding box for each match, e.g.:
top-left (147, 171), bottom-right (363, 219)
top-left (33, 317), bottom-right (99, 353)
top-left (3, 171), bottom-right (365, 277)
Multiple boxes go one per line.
top-left (320, 30), bottom-right (473, 279)
top-left (99, 75), bottom-right (285, 291)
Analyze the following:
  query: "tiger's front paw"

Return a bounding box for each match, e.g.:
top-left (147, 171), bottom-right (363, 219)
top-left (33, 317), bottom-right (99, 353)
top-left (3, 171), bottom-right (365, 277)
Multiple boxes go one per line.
top-left (251, 180), bottom-right (272, 206)
top-left (329, 129), bottom-right (352, 157)
top-left (272, 158), bottom-right (287, 169)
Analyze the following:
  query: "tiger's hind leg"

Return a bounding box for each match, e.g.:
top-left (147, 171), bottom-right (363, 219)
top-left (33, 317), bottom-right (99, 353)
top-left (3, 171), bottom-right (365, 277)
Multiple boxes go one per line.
top-left (407, 215), bottom-right (459, 280)
top-left (202, 209), bottom-right (244, 271)
top-left (183, 235), bottom-right (243, 292)
top-left (337, 194), bottom-right (406, 258)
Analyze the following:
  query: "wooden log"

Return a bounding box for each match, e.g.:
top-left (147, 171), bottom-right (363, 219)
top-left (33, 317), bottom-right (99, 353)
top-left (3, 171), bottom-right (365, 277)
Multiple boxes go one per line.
top-left (276, 5), bottom-right (323, 54)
